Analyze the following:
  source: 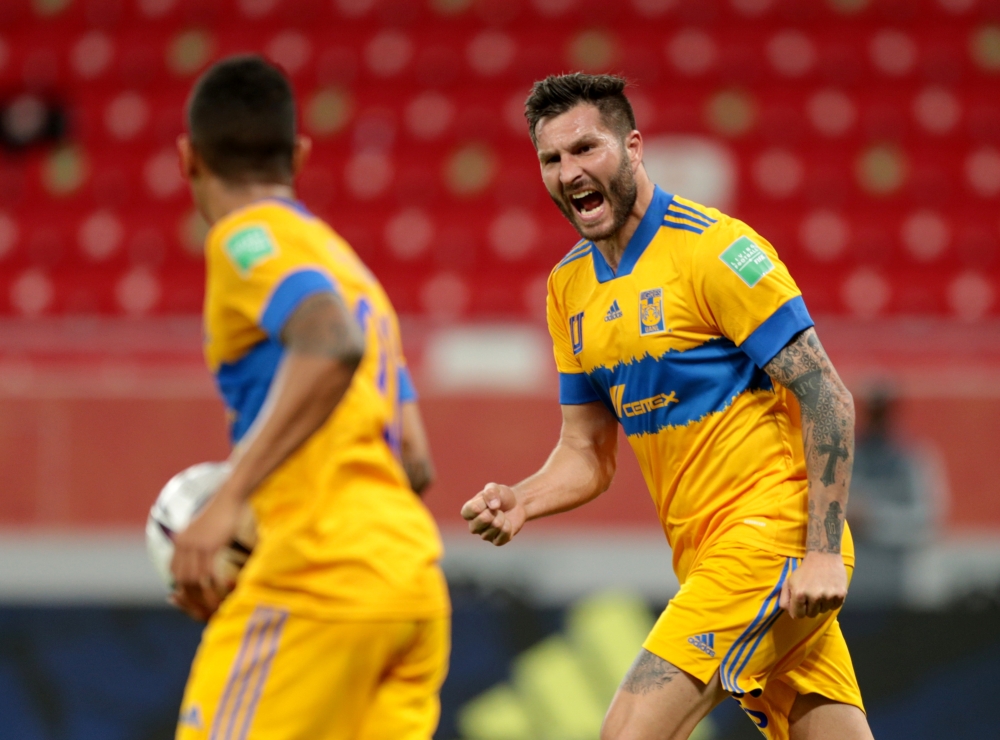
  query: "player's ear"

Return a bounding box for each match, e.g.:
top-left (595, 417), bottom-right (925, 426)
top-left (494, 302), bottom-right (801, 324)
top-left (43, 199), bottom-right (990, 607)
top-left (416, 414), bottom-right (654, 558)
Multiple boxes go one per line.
top-left (625, 129), bottom-right (643, 173)
top-left (176, 135), bottom-right (198, 181)
top-left (292, 135), bottom-right (312, 177)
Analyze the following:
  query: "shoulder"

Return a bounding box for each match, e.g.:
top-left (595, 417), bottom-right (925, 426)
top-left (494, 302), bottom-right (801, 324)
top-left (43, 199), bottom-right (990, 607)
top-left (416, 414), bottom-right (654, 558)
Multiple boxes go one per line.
top-left (206, 208), bottom-right (286, 279)
top-left (550, 239), bottom-right (593, 279)
top-left (662, 195), bottom-right (722, 238)
top-left (547, 239), bottom-right (596, 300)
top-left (208, 203), bottom-right (340, 292)
top-left (554, 239), bottom-right (592, 269)
top-left (670, 200), bottom-right (775, 266)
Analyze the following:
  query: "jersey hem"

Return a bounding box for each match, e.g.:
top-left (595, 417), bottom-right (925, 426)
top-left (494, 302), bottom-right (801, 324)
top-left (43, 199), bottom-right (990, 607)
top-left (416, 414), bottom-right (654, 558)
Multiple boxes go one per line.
top-left (693, 530), bottom-right (856, 571)
top-left (230, 584), bottom-right (451, 624)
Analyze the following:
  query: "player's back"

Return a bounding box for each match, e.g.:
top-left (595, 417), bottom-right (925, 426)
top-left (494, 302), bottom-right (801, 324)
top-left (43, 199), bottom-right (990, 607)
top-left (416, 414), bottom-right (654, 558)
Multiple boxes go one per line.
top-left (203, 198), bottom-right (448, 621)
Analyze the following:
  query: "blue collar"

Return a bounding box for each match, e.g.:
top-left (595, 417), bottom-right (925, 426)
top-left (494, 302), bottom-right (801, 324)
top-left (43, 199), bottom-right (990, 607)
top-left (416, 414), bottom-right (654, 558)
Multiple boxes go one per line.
top-left (590, 185), bottom-right (673, 283)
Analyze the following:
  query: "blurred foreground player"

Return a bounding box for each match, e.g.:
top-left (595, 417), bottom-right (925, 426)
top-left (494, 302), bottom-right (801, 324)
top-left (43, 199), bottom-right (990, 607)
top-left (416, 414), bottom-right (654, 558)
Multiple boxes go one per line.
top-left (170, 56), bottom-right (449, 740)
top-left (462, 74), bottom-right (873, 740)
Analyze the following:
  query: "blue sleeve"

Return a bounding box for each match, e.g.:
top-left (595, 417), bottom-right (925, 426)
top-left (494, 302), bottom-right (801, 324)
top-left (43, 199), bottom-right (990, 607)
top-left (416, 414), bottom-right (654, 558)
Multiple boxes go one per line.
top-left (559, 372), bottom-right (602, 405)
top-left (259, 269), bottom-right (338, 339)
top-left (739, 296), bottom-right (815, 368)
top-left (398, 366), bottom-right (418, 403)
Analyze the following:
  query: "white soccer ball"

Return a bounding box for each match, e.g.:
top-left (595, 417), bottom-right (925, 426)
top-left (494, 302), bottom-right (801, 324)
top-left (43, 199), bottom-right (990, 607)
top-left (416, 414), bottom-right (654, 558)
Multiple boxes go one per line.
top-left (146, 461), bottom-right (255, 593)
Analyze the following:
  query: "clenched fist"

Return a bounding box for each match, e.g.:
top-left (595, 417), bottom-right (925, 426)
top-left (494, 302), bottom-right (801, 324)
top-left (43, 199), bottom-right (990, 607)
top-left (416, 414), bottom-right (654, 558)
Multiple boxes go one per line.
top-left (779, 551), bottom-right (849, 619)
top-left (460, 482), bottom-right (526, 546)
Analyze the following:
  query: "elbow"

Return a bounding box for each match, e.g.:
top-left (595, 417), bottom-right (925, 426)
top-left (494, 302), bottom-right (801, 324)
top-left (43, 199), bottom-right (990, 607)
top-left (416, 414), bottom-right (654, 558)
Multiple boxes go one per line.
top-left (597, 457), bottom-right (617, 495)
top-left (408, 458), bottom-right (435, 496)
top-left (421, 459), bottom-right (436, 492)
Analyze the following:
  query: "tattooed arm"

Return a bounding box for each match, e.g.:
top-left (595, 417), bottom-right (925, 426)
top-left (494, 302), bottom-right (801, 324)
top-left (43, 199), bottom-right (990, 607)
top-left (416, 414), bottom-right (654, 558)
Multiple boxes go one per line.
top-left (764, 327), bottom-right (855, 619)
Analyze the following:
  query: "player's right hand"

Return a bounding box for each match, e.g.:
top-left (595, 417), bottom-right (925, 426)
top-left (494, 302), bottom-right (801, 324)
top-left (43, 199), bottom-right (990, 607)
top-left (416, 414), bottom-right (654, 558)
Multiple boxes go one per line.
top-left (169, 587), bottom-right (220, 622)
top-left (461, 482), bottom-right (525, 546)
top-left (170, 486), bottom-right (242, 620)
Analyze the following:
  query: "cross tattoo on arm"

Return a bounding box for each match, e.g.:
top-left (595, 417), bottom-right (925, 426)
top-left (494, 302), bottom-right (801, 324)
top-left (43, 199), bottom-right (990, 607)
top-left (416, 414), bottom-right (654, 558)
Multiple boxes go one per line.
top-left (816, 430), bottom-right (849, 487)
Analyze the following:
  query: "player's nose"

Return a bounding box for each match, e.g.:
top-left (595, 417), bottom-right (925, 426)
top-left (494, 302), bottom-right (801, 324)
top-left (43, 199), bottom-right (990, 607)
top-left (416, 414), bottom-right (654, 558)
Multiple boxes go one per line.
top-left (558, 157), bottom-right (584, 186)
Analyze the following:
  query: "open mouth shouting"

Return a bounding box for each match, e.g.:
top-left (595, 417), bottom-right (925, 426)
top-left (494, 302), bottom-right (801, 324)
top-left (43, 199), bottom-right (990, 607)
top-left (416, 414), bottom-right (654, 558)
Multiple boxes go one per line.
top-left (569, 188), bottom-right (607, 226)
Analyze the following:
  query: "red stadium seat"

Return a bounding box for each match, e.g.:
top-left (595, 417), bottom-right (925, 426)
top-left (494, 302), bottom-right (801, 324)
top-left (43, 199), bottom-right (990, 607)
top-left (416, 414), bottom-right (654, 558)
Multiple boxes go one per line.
top-left (1, 1), bottom-right (998, 319)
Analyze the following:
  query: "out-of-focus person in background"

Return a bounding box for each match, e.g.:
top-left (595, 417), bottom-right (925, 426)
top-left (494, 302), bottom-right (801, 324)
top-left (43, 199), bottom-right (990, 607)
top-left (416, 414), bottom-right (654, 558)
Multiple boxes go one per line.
top-left (847, 386), bottom-right (949, 608)
top-left (169, 55), bottom-right (450, 740)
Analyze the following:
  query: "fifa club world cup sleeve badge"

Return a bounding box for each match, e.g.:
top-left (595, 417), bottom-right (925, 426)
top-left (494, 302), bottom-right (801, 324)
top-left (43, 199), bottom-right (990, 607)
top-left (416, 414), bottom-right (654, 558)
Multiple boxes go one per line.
top-left (224, 224), bottom-right (279, 276)
top-left (719, 236), bottom-right (775, 288)
top-left (639, 288), bottom-right (666, 335)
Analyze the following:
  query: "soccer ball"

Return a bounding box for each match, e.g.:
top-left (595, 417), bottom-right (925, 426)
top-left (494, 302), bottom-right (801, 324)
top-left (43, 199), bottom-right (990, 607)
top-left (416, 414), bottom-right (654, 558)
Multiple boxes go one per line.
top-left (146, 461), bottom-right (256, 594)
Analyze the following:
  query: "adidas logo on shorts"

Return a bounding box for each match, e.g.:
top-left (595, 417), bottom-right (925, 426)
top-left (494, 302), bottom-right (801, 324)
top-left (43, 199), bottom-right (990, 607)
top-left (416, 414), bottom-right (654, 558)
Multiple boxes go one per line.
top-left (178, 705), bottom-right (203, 730)
top-left (688, 633), bottom-right (716, 657)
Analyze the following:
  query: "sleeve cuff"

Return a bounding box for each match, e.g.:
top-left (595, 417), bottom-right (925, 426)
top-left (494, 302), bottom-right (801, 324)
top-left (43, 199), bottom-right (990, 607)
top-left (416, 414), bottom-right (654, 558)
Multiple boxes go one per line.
top-left (559, 372), bottom-right (601, 405)
top-left (260, 269), bottom-right (338, 338)
top-left (739, 295), bottom-right (815, 368)
top-left (398, 366), bottom-right (418, 403)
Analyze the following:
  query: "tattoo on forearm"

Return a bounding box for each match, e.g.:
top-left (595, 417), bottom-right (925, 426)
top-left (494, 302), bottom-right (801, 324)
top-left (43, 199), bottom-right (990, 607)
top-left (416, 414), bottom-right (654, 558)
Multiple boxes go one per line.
top-left (622, 650), bottom-right (681, 695)
top-left (817, 430), bottom-right (849, 487)
top-left (824, 501), bottom-right (844, 552)
top-left (807, 501), bottom-right (845, 554)
top-left (807, 501), bottom-right (824, 551)
top-left (787, 368), bottom-right (822, 412)
top-left (764, 328), bottom-right (853, 554)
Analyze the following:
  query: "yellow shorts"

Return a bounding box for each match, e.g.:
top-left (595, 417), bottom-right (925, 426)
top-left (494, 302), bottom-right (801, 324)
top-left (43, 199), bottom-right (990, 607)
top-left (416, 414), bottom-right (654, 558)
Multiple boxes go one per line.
top-left (643, 542), bottom-right (863, 740)
top-left (176, 601), bottom-right (450, 740)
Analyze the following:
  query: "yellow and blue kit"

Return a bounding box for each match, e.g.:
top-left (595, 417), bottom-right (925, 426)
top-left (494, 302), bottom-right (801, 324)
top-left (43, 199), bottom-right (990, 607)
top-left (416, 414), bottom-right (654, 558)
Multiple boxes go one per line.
top-left (177, 198), bottom-right (449, 740)
top-left (547, 186), bottom-right (862, 736)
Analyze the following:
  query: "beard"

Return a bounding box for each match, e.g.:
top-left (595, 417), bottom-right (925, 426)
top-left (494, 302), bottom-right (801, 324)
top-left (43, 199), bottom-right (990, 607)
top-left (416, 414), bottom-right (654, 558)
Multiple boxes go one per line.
top-left (551, 154), bottom-right (639, 243)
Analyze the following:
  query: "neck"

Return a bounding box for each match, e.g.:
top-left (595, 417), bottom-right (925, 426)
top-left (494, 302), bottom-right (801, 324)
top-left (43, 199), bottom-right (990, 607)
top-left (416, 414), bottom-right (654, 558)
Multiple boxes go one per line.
top-left (201, 178), bottom-right (296, 225)
top-left (592, 175), bottom-right (655, 272)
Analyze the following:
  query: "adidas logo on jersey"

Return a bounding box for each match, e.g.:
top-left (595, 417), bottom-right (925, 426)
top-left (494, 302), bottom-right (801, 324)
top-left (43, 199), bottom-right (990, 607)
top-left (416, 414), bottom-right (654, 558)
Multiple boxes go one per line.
top-left (688, 633), bottom-right (716, 657)
top-left (605, 300), bottom-right (623, 322)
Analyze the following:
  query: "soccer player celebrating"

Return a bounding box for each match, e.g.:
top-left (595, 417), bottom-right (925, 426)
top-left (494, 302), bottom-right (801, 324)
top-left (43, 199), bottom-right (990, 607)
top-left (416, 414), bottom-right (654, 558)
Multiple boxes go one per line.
top-left (462, 74), bottom-right (872, 740)
top-left (169, 56), bottom-right (450, 739)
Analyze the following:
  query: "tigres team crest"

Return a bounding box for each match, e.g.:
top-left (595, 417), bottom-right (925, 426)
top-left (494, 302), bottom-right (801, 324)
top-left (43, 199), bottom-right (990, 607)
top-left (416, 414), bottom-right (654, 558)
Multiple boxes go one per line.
top-left (639, 288), bottom-right (666, 335)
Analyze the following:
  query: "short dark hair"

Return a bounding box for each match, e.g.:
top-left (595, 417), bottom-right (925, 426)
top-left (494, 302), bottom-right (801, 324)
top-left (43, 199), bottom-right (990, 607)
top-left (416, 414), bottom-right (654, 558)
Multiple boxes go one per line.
top-left (524, 73), bottom-right (636, 147)
top-left (187, 55), bottom-right (296, 183)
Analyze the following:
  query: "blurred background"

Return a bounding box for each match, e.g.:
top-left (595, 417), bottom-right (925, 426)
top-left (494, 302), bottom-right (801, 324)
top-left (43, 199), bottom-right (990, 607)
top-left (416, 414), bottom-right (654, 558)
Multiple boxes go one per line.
top-left (2, 0), bottom-right (1000, 737)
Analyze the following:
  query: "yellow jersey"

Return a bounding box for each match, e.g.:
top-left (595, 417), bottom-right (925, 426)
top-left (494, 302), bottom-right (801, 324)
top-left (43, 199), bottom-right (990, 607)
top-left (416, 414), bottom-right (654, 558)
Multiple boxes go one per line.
top-left (547, 187), bottom-right (853, 582)
top-left (203, 198), bottom-right (448, 621)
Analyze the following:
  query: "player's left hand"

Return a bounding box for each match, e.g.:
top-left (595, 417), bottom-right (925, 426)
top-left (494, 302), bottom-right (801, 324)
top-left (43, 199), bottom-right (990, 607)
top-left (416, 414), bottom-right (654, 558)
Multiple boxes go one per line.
top-left (779, 551), bottom-right (848, 619)
top-left (169, 486), bottom-right (242, 620)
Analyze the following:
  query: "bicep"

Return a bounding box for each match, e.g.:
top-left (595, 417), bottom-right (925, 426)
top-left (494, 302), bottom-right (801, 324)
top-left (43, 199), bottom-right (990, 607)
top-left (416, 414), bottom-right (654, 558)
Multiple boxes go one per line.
top-left (559, 401), bottom-right (619, 453)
